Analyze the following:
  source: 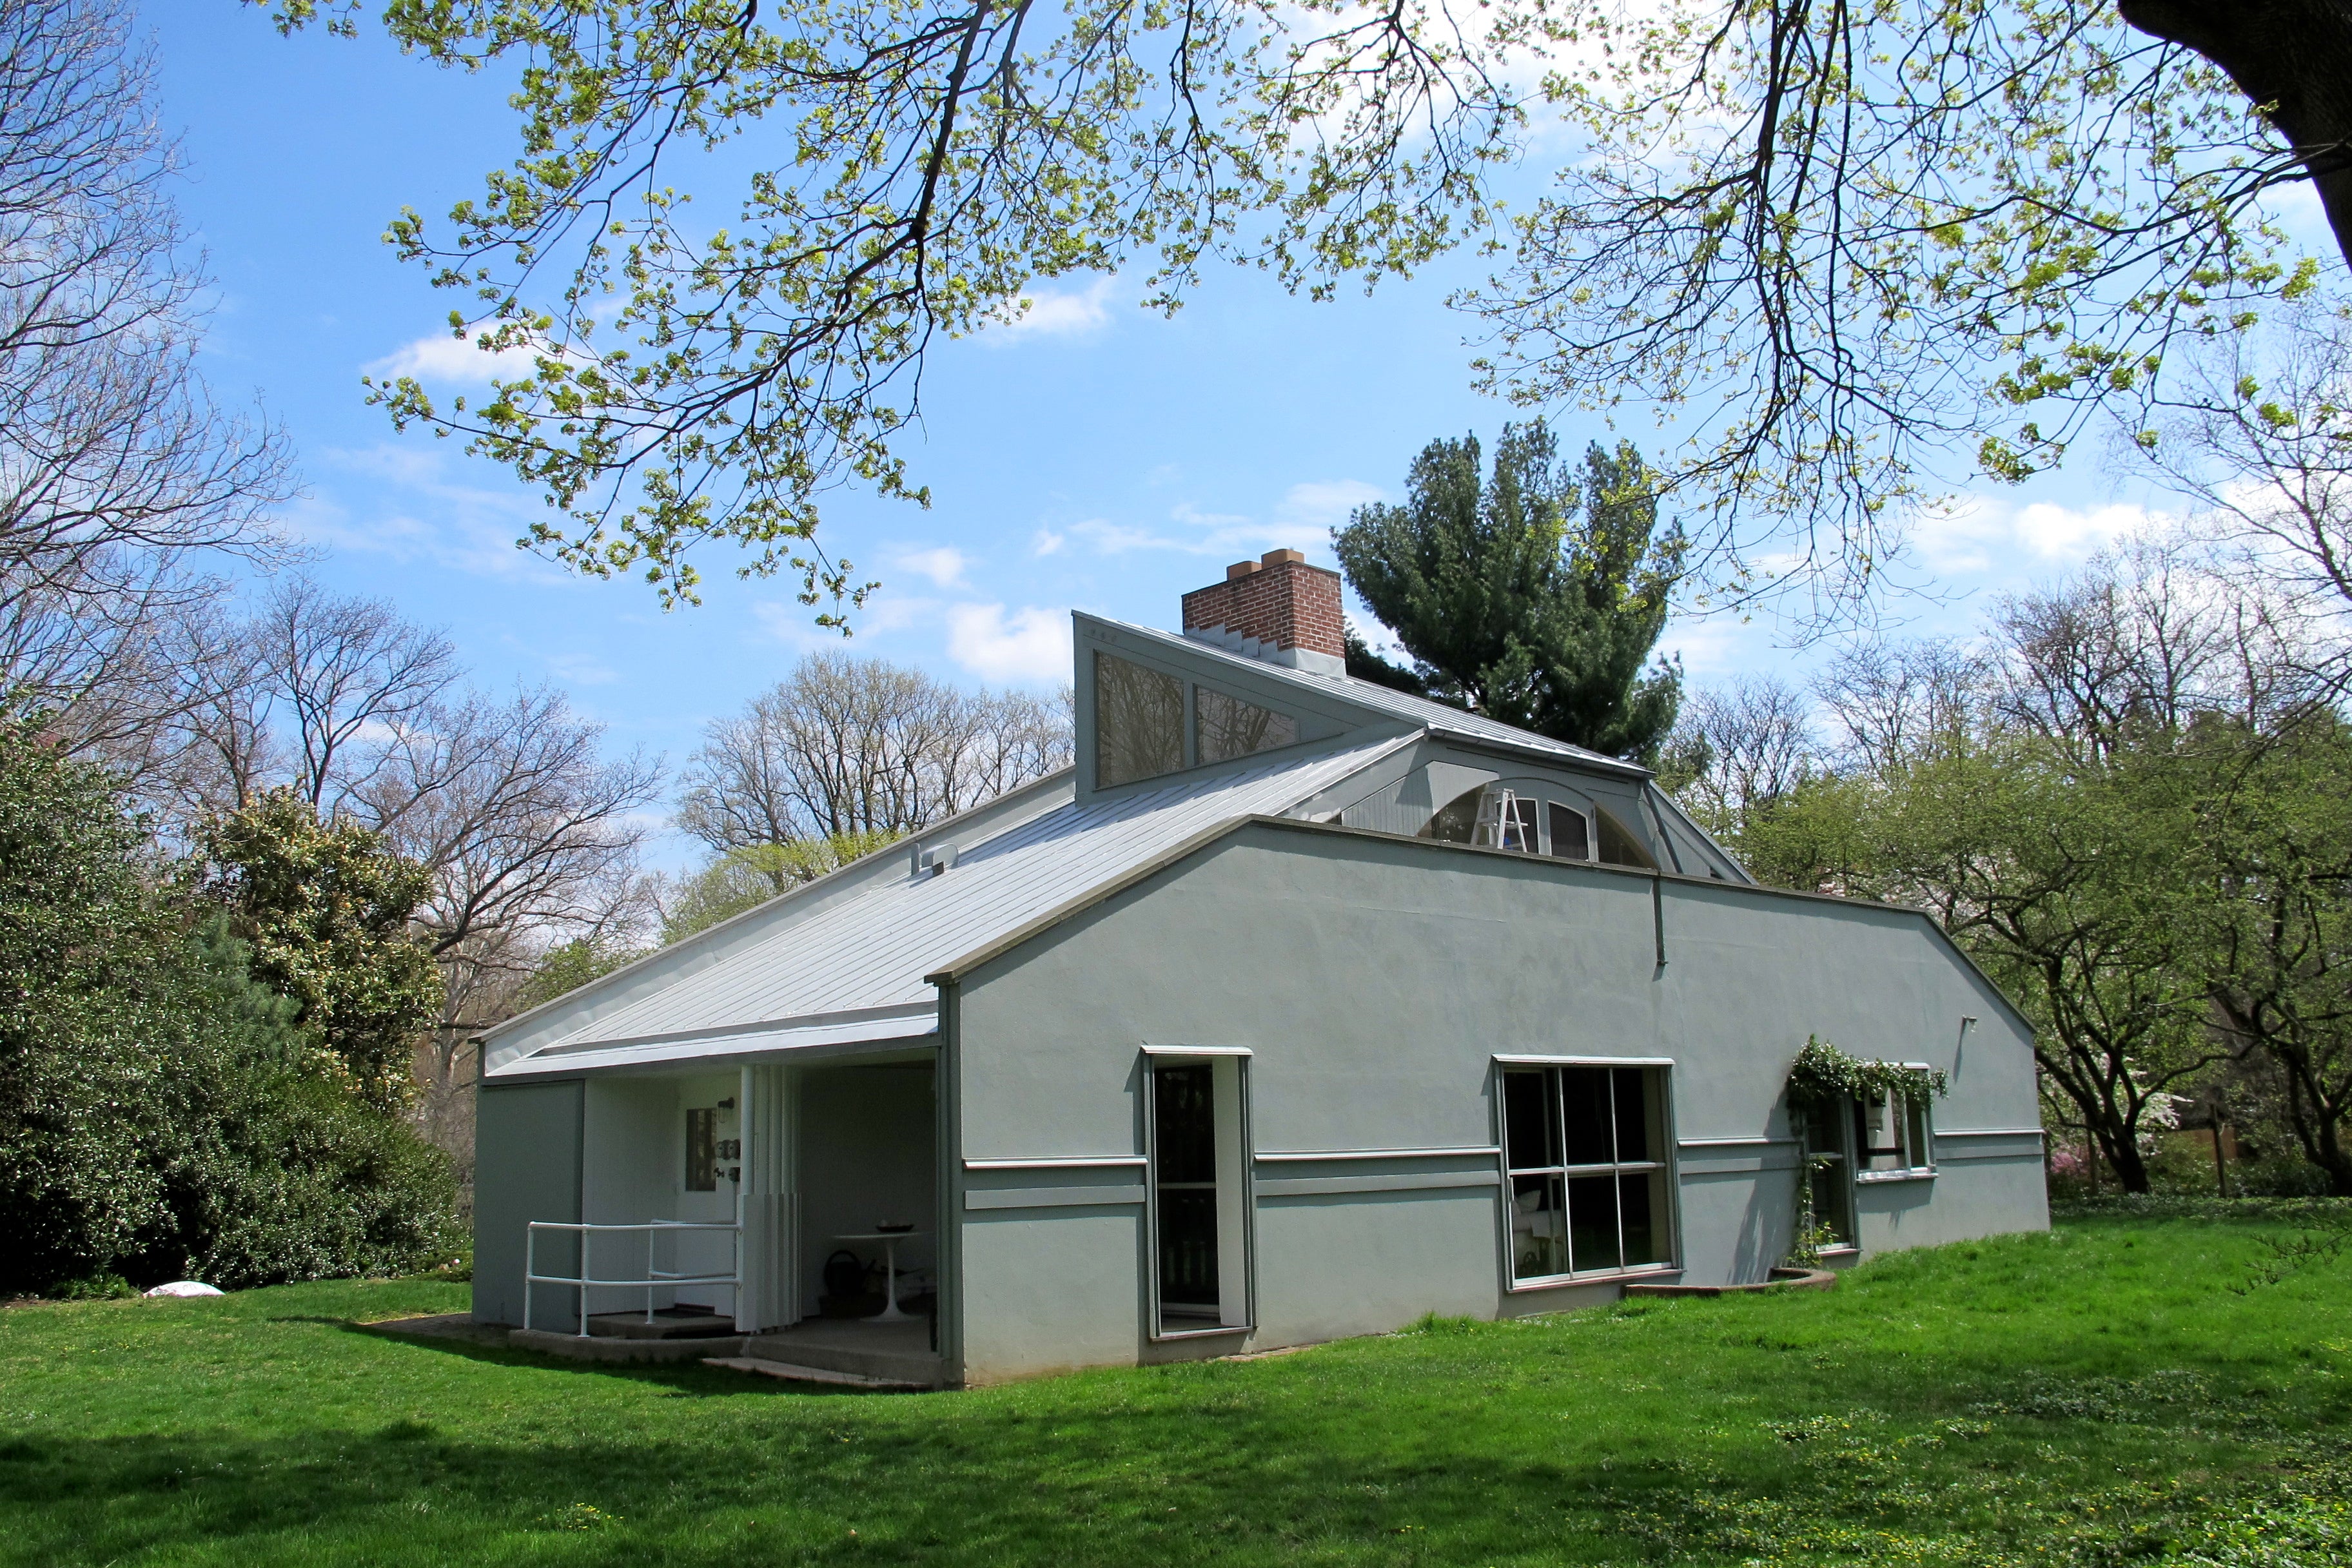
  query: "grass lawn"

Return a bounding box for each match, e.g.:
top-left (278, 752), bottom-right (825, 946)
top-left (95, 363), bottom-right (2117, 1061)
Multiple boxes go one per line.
top-left (3, 1205), bottom-right (2350, 1566)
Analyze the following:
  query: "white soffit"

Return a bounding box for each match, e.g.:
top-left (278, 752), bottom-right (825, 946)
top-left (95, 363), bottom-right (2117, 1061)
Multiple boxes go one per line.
top-left (489, 1006), bottom-right (940, 1080)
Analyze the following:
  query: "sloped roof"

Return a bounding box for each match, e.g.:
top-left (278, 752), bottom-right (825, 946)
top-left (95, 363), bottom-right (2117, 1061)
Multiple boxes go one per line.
top-left (484, 731), bottom-right (1418, 1077)
top-left (1093, 615), bottom-right (1650, 776)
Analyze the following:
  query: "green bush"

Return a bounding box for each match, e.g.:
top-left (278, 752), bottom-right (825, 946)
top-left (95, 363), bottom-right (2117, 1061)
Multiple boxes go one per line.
top-left (0, 712), bottom-right (458, 1295)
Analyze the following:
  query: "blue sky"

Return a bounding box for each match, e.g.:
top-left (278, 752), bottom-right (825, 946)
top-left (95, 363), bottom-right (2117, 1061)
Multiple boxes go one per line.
top-left (146, 6), bottom-right (2296, 866)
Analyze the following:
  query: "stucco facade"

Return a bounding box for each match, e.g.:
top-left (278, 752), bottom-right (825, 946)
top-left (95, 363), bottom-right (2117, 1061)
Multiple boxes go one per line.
top-left (468, 585), bottom-right (2049, 1387)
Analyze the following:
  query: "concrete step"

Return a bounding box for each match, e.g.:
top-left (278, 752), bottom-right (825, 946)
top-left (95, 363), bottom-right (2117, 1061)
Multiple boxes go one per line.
top-left (741, 1331), bottom-right (942, 1387)
top-left (704, 1356), bottom-right (929, 1391)
top-left (511, 1328), bottom-right (749, 1363)
top-left (585, 1311), bottom-right (740, 1341)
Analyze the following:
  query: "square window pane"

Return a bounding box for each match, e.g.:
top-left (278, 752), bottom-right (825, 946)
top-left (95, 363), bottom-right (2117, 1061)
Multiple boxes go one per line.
top-left (1568, 1173), bottom-right (1622, 1273)
top-left (1619, 1170), bottom-right (1665, 1266)
top-left (1562, 1067), bottom-right (1613, 1166)
top-left (1504, 1070), bottom-right (1560, 1172)
top-left (1511, 1175), bottom-right (1568, 1280)
top-left (1094, 652), bottom-right (1184, 787)
top-left (1612, 1068), bottom-right (1652, 1164)
top-left (1195, 688), bottom-right (1297, 765)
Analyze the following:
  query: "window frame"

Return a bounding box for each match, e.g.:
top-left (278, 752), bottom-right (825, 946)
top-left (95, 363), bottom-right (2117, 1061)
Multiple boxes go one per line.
top-left (1491, 1055), bottom-right (1681, 1290)
top-left (1141, 1045), bottom-right (1257, 1340)
top-left (1852, 1064), bottom-right (1938, 1183)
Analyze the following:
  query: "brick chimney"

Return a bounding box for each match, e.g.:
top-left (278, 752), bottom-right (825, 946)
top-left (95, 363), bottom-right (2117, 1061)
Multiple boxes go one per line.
top-left (1180, 548), bottom-right (1346, 676)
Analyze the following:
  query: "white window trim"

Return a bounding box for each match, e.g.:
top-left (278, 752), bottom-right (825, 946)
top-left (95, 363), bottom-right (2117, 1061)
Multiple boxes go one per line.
top-left (1141, 1048), bottom-right (1257, 1341)
top-left (1852, 1063), bottom-right (1938, 1180)
top-left (1492, 1057), bottom-right (1683, 1291)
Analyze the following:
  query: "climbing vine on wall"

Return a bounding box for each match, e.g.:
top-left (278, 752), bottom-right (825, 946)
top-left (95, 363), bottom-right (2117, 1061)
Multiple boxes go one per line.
top-left (1787, 1035), bottom-right (1948, 1108)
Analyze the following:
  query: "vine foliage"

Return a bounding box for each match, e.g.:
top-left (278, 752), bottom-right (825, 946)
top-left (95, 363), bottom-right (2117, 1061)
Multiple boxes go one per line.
top-left (1787, 1036), bottom-right (1948, 1110)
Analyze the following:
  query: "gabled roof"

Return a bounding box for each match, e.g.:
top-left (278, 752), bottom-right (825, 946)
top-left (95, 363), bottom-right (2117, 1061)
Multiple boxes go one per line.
top-left (482, 730), bottom-right (1418, 1079)
top-left (1090, 614), bottom-right (1650, 778)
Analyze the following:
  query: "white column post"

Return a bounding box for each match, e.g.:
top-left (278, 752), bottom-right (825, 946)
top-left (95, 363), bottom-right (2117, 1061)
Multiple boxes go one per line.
top-left (735, 1063), bottom-right (799, 1333)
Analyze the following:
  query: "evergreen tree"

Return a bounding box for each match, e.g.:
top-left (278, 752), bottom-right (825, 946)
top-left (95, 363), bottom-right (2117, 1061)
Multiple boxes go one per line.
top-left (1333, 424), bottom-right (1685, 762)
top-left (0, 712), bottom-right (455, 1293)
top-left (194, 790), bottom-right (444, 1113)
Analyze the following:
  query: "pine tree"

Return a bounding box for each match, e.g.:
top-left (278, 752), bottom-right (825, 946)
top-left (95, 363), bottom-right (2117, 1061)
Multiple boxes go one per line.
top-left (1333, 424), bottom-right (1685, 763)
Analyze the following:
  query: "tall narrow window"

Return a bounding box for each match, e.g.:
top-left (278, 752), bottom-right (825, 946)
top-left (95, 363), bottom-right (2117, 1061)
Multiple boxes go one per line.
top-left (1791, 1093), bottom-right (1854, 1247)
top-left (685, 1107), bottom-right (717, 1192)
top-left (1095, 652), bottom-right (1185, 787)
top-left (1546, 801), bottom-right (1592, 861)
top-left (1195, 688), bottom-right (1297, 765)
top-left (1501, 1064), bottom-right (1672, 1284)
top-left (1147, 1054), bottom-right (1251, 1335)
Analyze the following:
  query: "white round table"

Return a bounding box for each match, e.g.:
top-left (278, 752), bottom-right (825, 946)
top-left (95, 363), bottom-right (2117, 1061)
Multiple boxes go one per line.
top-left (834, 1231), bottom-right (927, 1322)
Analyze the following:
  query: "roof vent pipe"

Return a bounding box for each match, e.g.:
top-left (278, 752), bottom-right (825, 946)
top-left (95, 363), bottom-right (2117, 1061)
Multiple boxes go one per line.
top-left (912, 841), bottom-right (959, 877)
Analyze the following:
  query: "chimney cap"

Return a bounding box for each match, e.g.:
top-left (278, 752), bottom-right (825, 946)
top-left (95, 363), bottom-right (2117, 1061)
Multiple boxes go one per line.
top-left (1260, 547), bottom-right (1306, 567)
top-left (1226, 559), bottom-right (1261, 580)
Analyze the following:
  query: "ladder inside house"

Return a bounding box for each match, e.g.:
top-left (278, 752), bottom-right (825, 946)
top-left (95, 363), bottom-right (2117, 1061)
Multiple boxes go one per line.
top-left (1473, 787), bottom-right (1536, 852)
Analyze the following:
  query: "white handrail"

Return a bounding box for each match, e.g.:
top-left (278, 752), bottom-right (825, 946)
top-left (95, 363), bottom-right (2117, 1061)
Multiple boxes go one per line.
top-left (525, 1220), bottom-right (741, 1338)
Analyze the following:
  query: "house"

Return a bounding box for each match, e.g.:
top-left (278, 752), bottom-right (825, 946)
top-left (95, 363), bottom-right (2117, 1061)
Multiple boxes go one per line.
top-left (471, 549), bottom-right (2048, 1387)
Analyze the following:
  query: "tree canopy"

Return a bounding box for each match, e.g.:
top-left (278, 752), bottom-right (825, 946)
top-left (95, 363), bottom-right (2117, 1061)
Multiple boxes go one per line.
top-left (0, 710), bottom-right (456, 1293)
top-left (193, 789), bottom-right (444, 1114)
top-left (269, 0), bottom-right (2349, 624)
top-left (1335, 425), bottom-right (1685, 762)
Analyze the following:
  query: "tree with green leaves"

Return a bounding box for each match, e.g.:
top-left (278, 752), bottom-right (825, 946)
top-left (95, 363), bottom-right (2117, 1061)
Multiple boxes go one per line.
top-left (193, 789), bottom-right (444, 1113)
top-left (0, 710), bottom-right (456, 1293)
top-left (661, 833), bottom-right (901, 946)
top-left (1334, 424), bottom-right (1685, 762)
top-left (2191, 712), bottom-right (2352, 1193)
top-left (262, 0), bottom-right (2349, 627)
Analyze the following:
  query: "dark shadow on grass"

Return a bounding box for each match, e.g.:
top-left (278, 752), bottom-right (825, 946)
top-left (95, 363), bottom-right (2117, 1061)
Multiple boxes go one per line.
top-left (265, 1313), bottom-right (895, 1400)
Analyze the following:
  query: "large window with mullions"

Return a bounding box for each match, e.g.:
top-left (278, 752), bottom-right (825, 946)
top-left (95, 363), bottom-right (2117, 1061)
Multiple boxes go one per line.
top-left (1500, 1063), bottom-right (1674, 1284)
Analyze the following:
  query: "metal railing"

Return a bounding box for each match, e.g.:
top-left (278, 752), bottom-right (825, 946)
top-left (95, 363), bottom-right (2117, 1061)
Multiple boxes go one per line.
top-left (525, 1220), bottom-right (741, 1338)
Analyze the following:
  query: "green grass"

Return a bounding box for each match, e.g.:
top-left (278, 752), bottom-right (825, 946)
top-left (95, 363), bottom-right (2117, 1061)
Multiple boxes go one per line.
top-left (4, 1210), bottom-right (2351, 1565)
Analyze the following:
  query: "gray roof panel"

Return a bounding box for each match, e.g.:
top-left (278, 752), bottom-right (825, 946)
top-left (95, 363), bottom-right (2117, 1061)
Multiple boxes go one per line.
top-left (510, 732), bottom-right (1416, 1065)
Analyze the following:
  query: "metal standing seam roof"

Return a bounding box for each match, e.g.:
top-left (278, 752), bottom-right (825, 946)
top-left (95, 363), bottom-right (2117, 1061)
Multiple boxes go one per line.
top-left (490, 732), bottom-right (1419, 1074)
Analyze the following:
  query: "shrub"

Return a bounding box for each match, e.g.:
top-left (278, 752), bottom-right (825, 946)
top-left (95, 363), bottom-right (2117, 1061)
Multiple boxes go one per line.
top-left (0, 713), bottom-right (458, 1295)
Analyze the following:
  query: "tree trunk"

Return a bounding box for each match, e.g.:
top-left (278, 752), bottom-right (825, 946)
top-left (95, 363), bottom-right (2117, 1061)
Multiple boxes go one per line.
top-left (2118, 0), bottom-right (2352, 270)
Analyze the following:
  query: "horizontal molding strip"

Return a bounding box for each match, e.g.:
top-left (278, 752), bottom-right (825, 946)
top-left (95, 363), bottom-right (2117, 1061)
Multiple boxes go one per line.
top-left (965, 1185), bottom-right (1145, 1211)
top-left (1254, 1146), bottom-right (1502, 1164)
top-left (1257, 1171), bottom-right (1501, 1198)
top-left (963, 1155), bottom-right (1145, 1171)
top-left (1934, 1128), bottom-right (2048, 1141)
top-left (1678, 1136), bottom-right (1799, 1150)
top-left (1932, 1147), bottom-right (2046, 1164)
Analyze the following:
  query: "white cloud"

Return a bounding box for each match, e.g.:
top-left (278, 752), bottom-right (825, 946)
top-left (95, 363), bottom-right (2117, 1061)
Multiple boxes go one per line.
top-left (1912, 495), bottom-right (2168, 576)
top-left (1068, 518), bottom-right (1202, 554)
top-left (946, 603), bottom-right (1073, 683)
top-left (754, 590), bottom-right (940, 650)
top-left (546, 652), bottom-right (620, 687)
top-left (887, 545), bottom-right (969, 589)
top-left (367, 328), bottom-right (540, 385)
top-left (1030, 527), bottom-right (1066, 556)
top-left (985, 277), bottom-right (1116, 343)
top-left (1278, 479), bottom-right (1384, 533)
top-left (279, 447), bottom-right (576, 584)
